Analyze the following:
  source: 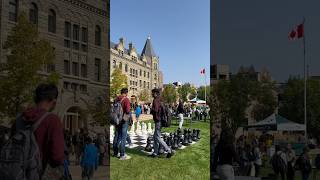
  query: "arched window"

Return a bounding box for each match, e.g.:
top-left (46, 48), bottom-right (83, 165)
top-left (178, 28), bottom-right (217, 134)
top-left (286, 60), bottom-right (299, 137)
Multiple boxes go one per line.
top-left (112, 60), bottom-right (116, 68)
top-left (125, 64), bottom-right (128, 72)
top-left (95, 25), bottom-right (101, 46)
top-left (119, 62), bottom-right (122, 70)
top-left (48, 9), bottom-right (56, 33)
top-left (29, 3), bottom-right (38, 25)
top-left (9, 0), bottom-right (18, 22)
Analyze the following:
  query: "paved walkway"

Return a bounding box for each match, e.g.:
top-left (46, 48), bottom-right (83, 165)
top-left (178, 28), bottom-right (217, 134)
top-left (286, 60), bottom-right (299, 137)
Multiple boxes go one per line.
top-left (69, 165), bottom-right (109, 180)
top-left (132, 114), bottom-right (153, 122)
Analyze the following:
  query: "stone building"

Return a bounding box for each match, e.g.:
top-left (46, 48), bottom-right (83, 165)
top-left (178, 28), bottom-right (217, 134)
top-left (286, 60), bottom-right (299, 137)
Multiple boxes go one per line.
top-left (110, 36), bottom-right (163, 101)
top-left (0, 0), bottom-right (110, 134)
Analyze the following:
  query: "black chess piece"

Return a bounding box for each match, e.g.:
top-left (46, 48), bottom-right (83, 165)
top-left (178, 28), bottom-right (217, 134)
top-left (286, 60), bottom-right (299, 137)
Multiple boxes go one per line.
top-left (182, 129), bottom-right (189, 146)
top-left (167, 133), bottom-right (172, 147)
top-left (177, 132), bottom-right (182, 148)
top-left (192, 129), bottom-right (198, 141)
top-left (172, 133), bottom-right (179, 150)
top-left (187, 128), bottom-right (193, 143)
top-left (196, 129), bottom-right (201, 140)
top-left (177, 128), bottom-right (182, 136)
top-left (163, 134), bottom-right (168, 147)
top-left (145, 136), bottom-right (153, 152)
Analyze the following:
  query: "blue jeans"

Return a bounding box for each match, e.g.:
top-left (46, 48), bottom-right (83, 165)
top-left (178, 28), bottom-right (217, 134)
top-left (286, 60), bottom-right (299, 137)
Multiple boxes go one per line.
top-left (153, 121), bottom-right (171, 155)
top-left (302, 172), bottom-right (310, 180)
top-left (126, 134), bottom-right (131, 144)
top-left (113, 121), bottom-right (128, 157)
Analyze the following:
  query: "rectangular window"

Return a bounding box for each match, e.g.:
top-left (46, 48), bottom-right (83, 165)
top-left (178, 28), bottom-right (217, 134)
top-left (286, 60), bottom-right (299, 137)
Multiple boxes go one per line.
top-left (63, 82), bottom-right (69, 89)
top-left (144, 81), bottom-right (146, 88)
top-left (81, 64), bottom-right (87, 78)
top-left (72, 62), bottom-right (79, 76)
top-left (80, 85), bottom-right (87, 92)
top-left (64, 40), bottom-right (70, 48)
top-left (94, 58), bottom-right (101, 81)
top-left (140, 80), bottom-right (142, 87)
top-left (144, 71), bottom-right (146, 77)
top-left (81, 27), bottom-right (88, 43)
top-left (140, 69), bottom-right (142, 76)
top-left (64, 60), bottom-right (70, 74)
top-left (73, 42), bottom-right (79, 50)
top-left (147, 72), bottom-right (150, 78)
top-left (9, 0), bottom-right (18, 22)
top-left (46, 64), bottom-right (55, 73)
top-left (64, 22), bottom-right (71, 38)
top-left (73, 24), bottom-right (79, 41)
top-left (148, 82), bottom-right (150, 89)
top-left (81, 44), bottom-right (87, 52)
top-left (71, 83), bottom-right (77, 91)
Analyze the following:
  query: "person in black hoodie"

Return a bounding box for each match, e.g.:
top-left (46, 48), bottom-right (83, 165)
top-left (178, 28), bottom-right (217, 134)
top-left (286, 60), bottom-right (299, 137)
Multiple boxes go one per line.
top-left (213, 129), bottom-right (240, 180)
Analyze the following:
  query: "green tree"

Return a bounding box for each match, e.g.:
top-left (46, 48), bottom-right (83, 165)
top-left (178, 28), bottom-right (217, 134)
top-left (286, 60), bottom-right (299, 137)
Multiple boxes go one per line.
top-left (279, 77), bottom-right (320, 138)
top-left (139, 89), bottom-right (150, 102)
top-left (110, 67), bottom-right (128, 99)
top-left (0, 13), bottom-right (55, 121)
top-left (162, 84), bottom-right (178, 104)
top-left (197, 86), bottom-right (210, 101)
top-left (178, 83), bottom-right (194, 102)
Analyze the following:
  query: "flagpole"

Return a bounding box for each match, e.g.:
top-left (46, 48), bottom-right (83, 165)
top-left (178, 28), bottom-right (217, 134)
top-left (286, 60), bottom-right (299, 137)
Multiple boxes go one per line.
top-left (303, 17), bottom-right (307, 140)
top-left (204, 70), bottom-right (207, 103)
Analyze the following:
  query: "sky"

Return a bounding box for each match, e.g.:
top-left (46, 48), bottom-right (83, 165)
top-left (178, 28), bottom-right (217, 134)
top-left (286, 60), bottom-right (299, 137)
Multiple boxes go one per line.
top-left (111, 0), bottom-right (210, 87)
top-left (212, 0), bottom-right (320, 82)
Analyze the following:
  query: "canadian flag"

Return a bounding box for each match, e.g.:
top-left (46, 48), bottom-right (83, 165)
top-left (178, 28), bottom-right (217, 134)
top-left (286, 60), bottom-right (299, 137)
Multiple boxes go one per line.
top-left (289, 23), bottom-right (304, 40)
top-left (200, 68), bottom-right (205, 75)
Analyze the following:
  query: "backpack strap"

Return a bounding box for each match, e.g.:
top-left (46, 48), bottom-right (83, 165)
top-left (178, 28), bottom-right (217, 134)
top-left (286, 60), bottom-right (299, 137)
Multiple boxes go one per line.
top-left (32, 112), bottom-right (50, 132)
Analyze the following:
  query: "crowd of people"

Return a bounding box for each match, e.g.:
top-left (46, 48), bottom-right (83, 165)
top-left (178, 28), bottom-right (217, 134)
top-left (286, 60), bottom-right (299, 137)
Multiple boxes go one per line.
top-left (212, 128), bottom-right (320, 180)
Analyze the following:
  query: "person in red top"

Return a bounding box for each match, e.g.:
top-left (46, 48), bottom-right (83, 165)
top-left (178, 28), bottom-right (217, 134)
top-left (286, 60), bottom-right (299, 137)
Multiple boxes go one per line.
top-left (12, 84), bottom-right (65, 178)
top-left (113, 88), bottom-right (131, 160)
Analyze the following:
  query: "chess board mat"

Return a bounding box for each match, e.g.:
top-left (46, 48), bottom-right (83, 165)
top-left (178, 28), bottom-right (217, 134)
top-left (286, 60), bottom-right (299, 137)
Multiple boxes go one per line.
top-left (110, 132), bottom-right (198, 155)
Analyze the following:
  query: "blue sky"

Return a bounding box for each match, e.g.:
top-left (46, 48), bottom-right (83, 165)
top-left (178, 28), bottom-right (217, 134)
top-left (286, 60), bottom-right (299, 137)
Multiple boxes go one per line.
top-left (111, 0), bottom-right (210, 87)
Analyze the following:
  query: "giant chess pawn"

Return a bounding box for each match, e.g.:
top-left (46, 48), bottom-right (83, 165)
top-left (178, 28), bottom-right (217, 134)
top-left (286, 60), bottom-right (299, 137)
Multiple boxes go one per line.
top-left (182, 129), bottom-right (189, 146)
top-left (167, 133), bottom-right (172, 147)
top-left (172, 133), bottom-right (179, 150)
top-left (188, 128), bottom-right (193, 143)
top-left (196, 129), bottom-right (201, 140)
top-left (145, 136), bottom-right (153, 152)
top-left (147, 122), bottom-right (153, 134)
top-left (142, 122), bottom-right (147, 135)
top-left (130, 122), bottom-right (135, 135)
top-left (177, 132), bottom-right (182, 148)
top-left (136, 121), bottom-right (142, 135)
top-left (192, 129), bottom-right (198, 141)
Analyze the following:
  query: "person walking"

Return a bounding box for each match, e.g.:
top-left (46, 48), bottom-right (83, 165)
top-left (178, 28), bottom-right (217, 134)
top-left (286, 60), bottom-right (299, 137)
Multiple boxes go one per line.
top-left (271, 145), bottom-right (287, 180)
top-left (7, 84), bottom-right (65, 179)
top-left (81, 137), bottom-right (99, 180)
top-left (135, 105), bottom-right (142, 123)
top-left (177, 99), bottom-right (185, 129)
top-left (213, 129), bottom-right (240, 180)
top-left (150, 88), bottom-right (174, 158)
top-left (286, 144), bottom-right (296, 180)
top-left (252, 144), bottom-right (262, 177)
top-left (296, 147), bottom-right (312, 180)
top-left (113, 88), bottom-right (131, 160)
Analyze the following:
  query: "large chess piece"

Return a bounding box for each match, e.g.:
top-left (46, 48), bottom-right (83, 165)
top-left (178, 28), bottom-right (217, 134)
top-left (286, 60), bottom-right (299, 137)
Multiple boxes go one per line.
top-left (147, 122), bottom-right (153, 134)
top-left (182, 129), bottom-right (189, 146)
top-left (172, 133), bottom-right (179, 150)
top-left (177, 131), bottom-right (183, 148)
top-left (110, 125), bottom-right (114, 142)
top-left (142, 122), bottom-right (147, 135)
top-left (145, 136), bottom-right (153, 152)
top-left (192, 129), bottom-right (198, 141)
top-left (130, 122), bottom-right (135, 135)
top-left (187, 128), bottom-right (193, 143)
top-left (136, 121), bottom-right (142, 135)
top-left (196, 129), bottom-right (201, 140)
top-left (167, 133), bottom-right (173, 147)
top-left (158, 143), bottom-right (165, 154)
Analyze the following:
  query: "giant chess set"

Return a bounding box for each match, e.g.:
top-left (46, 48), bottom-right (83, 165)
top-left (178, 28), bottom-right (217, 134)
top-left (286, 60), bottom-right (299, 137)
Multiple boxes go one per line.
top-left (110, 121), bottom-right (201, 155)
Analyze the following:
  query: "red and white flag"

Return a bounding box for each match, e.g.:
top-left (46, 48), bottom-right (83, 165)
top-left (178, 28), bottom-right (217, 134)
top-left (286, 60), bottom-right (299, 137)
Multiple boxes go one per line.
top-left (200, 68), bottom-right (205, 75)
top-left (289, 23), bottom-right (304, 40)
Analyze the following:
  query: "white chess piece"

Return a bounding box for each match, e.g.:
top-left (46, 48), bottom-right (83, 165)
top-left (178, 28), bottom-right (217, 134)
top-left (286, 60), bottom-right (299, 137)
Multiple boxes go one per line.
top-left (147, 122), bottom-right (153, 134)
top-left (130, 121), bottom-right (135, 135)
top-left (142, 122), bottom-right (147, 135)
top-left (110, 125), bottom-right (114, 142)
top-left (136, 121), bottom-right (142, 135)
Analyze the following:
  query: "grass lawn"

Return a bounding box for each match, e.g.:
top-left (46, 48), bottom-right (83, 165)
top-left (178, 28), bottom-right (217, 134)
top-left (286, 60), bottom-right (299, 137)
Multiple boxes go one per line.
top-left (110, 119), bottom-right (210, 180)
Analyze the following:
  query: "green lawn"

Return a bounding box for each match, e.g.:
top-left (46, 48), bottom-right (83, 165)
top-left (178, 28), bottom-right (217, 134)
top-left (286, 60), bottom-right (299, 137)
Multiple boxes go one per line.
top-left (110, 119), bottom-right (210, 180)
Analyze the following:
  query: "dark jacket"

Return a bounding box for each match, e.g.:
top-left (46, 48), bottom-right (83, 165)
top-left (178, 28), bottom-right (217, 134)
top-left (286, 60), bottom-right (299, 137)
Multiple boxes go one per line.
top-left (177, 102), bottom-right (184, 114)
top-left (12, 107), bottom-right (65, 168)
top-left (151, 96), bottom-right (162, 122)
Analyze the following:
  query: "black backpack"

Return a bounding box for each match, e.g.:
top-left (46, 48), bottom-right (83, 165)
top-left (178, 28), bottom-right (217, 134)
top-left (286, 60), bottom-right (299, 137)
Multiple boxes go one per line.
top-left (0, 112), bottom-right (49, 180)
top-left (271, 152), bottom-right (287, 172)
top-left (110, 98), bottom-right (125, 126)
top-left (160, 103), bottom-right (172, 127)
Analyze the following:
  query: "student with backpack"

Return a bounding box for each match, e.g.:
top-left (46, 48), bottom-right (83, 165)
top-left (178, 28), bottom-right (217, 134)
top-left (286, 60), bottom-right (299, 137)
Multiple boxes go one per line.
top-left (295, 147), bottom-right (312, 180)
top-left (81, 137), bottom-right (99, 180)
top-left (271, 145), bottom-right (288, 180)
top-left (0, 84), bottom-right (65, 180)
top-left (150, 88), bottom-right (174, 158)
top-left (112, 88), bottom-right (131, 160)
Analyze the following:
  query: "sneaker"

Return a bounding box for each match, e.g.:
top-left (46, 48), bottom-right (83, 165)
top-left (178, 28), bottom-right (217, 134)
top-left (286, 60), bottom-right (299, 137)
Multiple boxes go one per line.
top-left (119, 155), bottom-right (131, 160)
top-left (113, 153), bottom-right (120, 158)
top-left (166, 150), bottom-right (175, 158)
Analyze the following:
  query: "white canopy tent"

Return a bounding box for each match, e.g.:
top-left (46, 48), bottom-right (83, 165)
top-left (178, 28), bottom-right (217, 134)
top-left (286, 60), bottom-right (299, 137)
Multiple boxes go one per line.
top-left (188, 97), bottom-right (206, 104)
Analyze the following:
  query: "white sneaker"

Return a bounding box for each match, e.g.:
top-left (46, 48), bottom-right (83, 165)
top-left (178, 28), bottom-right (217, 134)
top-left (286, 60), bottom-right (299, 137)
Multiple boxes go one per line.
top-left (119, 155), bottom-right (131, 160)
